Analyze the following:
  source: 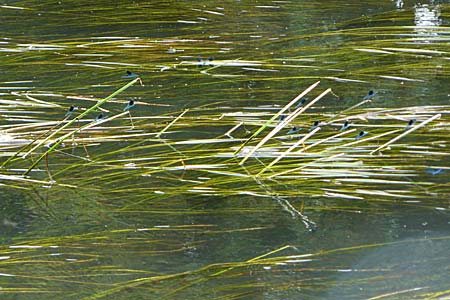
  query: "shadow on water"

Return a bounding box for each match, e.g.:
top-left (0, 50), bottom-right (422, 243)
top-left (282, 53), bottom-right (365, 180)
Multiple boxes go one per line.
top-left (0, 0), bottom-right (450, 299)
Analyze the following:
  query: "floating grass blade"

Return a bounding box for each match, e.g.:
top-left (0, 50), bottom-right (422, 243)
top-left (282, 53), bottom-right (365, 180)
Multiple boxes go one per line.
top-left (370, 113), bottom-right (441, 155)
top-left (224, 121), bottom-right (243, 138)
top-left (21, 78), bottom-right (141, 175)
top-left (155, 109), bottom-right (189, 138)
top-left (269, 153), bottom-right (346, 179)
top-left (301, 128), bottom-right (356, 153)
top-left (24, 111), bottom-right (130, 175)
top-left (81, 245), bottom-right (292, 300)
top-left (211, 244), bottom-right (291, 276)
top-left (257, 127), bottom-right (321, 176)
top-left (239, 88), bottom-right (332, 165)
top-left (234, 81), bottom-right (320, 155)
top-left (327, 129), bottom-right (401, 152)
top-left (164, 245), bottom-right (292, 298)
top-left (21, 77), bottom-right (141, 160)
top-left (326, 99), bottom-right (372, 124)
top-left (1, 119), bottom-right (68, 168)
top-left (367, 287), bottom-right (426, 300)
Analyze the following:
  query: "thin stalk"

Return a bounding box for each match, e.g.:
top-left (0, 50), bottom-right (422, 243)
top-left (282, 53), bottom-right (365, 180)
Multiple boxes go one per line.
top-left (300, 128), bottom-right (356, 152)
top-left (21, 77), bottom-right (140, 160)
top-left (24, 111), bottom-right (129, 176)
top-left (1, 118), bottom-right (69, 168)
top-left (165, 245), bottom-right (292, 298)
top-left (268, 153), bottom-right (346, 179)
top-left (127, 111), bottom-right (135, 129)
top-left (239, 88), bottom-right (331, 165)
top-left (156, 109), bottom-right (189, 138)
top-left (224, 122), bottom-right (243, 138)
top-left (370, 113), bottom-right (441, 154)
top-left (326, 129), bottom-right (401, 153)
top-left (257, 127), bottom-right (321, 176)
top-left (234, 81), bottom-right (320, 155)
top-left (21, 76), bottom-right (140, 176)
top-left (325, 99), bottom-right (372, 124)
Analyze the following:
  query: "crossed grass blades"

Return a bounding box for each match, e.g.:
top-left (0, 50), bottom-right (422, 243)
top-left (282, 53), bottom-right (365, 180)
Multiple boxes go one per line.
top-left (0, 78), bottom-right (447, 221)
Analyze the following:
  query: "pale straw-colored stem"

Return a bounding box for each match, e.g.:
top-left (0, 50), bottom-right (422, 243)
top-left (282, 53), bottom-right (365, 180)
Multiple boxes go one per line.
top-left (370, 113), bottom-right (441, 155)
top-left (239, 88), bottom-right (331, 165)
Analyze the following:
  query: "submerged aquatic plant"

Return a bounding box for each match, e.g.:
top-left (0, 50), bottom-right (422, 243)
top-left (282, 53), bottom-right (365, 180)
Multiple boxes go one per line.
top-left (1, 79), bottom-right (446, 215)
top-left (2, 77), bottom-right (142, 175)
top-left (0, 3), bottom-right (449, 299)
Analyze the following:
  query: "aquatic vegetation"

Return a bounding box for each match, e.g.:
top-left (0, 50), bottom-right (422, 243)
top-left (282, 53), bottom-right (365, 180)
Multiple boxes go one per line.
top-left (1, 78), bottom-right (446, 212)
top-left (0, 1), bottom-right (449, 299)
top-left (1, 55), bottom-right (449, 299)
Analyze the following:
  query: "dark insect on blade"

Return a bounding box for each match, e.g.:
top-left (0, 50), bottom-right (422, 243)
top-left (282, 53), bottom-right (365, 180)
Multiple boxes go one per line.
top-left (197, 56), bottom-right (205, 67)
top-left (65, 105), bottom-right (76, 117)
top-left (363, 90), bottom-right (377, 100)
top-left (340, 120), bottom-right (349, 131)
top-left (356, 131), bottom-right (368, 139)
top-left (278, 115), bottom-right (286, 125)
top-left (121, 71), bottom-right (138, 79)
top-left (124, 100), bottom-right (136, 111)
top-left (295, 98), bottom-right (308, 108)
top-left (310, 120), bottom-right (320, 131)
top-left (404, 119), bottom-right (416, 130)
top-left (287, 126), bottom-right (300, 134)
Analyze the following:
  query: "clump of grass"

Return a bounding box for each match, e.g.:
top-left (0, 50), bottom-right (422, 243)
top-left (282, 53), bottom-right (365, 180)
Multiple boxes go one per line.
top-left (1, 78), bottom-right (446, 219)
top-left (2, 77), bottom-right (142, 175)
top-left (0, 3), bottom-right (449, 300)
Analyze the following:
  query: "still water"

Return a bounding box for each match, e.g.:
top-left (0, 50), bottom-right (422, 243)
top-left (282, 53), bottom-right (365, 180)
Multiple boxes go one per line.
top-left (0, 1), bottom-right (449, 299)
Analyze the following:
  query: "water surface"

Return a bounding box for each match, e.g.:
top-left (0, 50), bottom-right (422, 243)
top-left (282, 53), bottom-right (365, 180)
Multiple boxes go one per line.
top-left (0, 1), bottom-right (449, 299)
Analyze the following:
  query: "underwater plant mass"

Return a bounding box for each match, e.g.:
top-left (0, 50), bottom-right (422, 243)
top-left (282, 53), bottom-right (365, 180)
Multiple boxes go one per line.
top-left (0, 1), bottom-right (449, 299)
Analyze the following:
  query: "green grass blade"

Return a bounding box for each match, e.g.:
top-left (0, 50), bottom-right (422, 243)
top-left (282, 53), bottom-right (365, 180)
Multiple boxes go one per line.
top-left (22, 78), bottom-right (141, 175)
top-left (156, 109), bottom-right (189, 138)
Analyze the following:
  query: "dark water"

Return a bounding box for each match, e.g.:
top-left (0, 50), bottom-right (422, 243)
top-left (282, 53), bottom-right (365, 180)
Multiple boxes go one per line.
top-left (0, 1), bottom-right (449, 299)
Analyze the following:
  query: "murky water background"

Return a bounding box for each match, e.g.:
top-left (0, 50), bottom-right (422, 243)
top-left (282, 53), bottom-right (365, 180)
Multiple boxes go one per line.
top-left (0, 1), bottom-right (449, 299)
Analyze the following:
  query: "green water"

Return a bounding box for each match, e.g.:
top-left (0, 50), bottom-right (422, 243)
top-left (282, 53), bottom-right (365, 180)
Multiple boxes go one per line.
top-left (1, 1), bottom-right (449, 299)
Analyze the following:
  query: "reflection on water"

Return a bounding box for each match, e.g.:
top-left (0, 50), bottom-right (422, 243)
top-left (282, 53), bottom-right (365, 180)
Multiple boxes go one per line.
top-left (414, 3), bottom-right (442, 42)
top-left (394, 0), bottom-right (404, 9)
